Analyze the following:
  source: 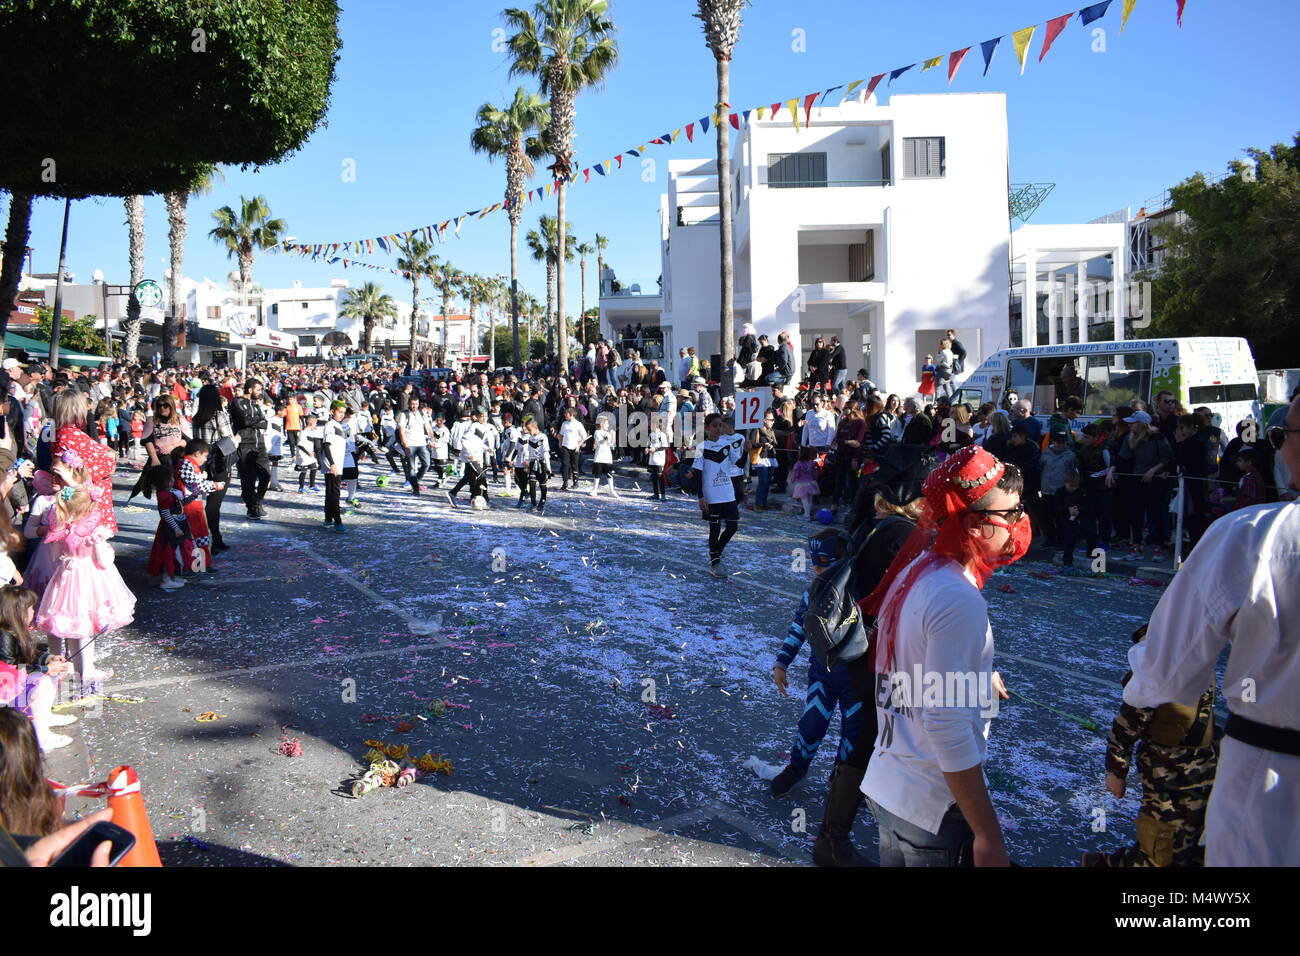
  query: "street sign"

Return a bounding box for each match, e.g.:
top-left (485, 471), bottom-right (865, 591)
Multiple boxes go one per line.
top-left (133, 279), bottom-right (163, 308)
top-left (735, 389), bottom-right (766, 429)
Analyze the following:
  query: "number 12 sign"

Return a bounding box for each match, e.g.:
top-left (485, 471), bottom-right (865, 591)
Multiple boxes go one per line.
top-left (735, 389), bottom-right (766, 430)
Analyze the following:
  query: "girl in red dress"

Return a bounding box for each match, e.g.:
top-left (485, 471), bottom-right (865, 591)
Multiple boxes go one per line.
top-left (918, 353), bottom-right (937, 398)
top-left (144, 464), bottom-right (189, 590)
top-left (174, 439), bottom-right (223, 575)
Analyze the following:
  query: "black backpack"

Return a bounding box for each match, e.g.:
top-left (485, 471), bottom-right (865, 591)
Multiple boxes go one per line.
top-left (803, 517), bottom-right (909, 669)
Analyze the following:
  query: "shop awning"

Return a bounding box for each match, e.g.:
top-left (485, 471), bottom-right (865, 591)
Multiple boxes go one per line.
top-left (4, 331), bottom-right (111, 366)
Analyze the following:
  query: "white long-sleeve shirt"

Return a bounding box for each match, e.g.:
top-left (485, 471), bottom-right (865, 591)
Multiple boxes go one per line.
top-left (801, 409), bottom-right (837, 447)
top-left (862, 557), bottom-right (995, 835)
top-left (1124, 500), bottom-right (1300, 866)
top-left (559, 420), bottom-right (589, 451)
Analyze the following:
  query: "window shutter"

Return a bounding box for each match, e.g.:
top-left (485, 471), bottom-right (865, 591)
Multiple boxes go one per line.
top-left (927, 137), bottom-right (942, 177)
top-left (903, 139), bottom-right (917, 178)
top-left (881, 142), bottom-right (891, 183)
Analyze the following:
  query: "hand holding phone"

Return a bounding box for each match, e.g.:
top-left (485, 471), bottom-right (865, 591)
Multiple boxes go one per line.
top-left (50, 819), bottom-right (136, 867)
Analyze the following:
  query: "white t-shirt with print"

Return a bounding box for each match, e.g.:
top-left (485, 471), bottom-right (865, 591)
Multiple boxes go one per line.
top-left (692, 438), bottom-right (738, 505)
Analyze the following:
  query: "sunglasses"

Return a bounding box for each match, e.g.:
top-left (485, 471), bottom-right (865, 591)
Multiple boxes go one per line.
top-left (973, 504), bottom-right (1026, 525)
top-left (1269, 426), bottom-right (1300, 450)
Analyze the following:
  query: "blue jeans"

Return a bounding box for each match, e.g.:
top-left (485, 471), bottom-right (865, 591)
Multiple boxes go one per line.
top-left (833, 369), bottom-right (848, 391)
top-left (866, 798), bottom-right (973, 867)
top-left (754, 465), bottom-right (773, 508)
top-left (404, 446), bottom-right (431, 488)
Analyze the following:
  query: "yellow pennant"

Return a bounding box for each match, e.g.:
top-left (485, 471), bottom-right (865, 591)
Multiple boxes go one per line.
top-left (603, 159), bottom-right (612, 174)
top-left (671, 128), bottom-right (682, 142)
top-left (921, 56), bottom-right (943, 72)
top-left (1012, 25), bottom-right (1037, 74)
top-left (756, 105), bottom-right (766, 120)
top-left (1121, 0), bottom-right (1137, 31)
top-left (786, 98), bottom-right (801, 131)
top-left (845, 79), bottom-right (864, 97)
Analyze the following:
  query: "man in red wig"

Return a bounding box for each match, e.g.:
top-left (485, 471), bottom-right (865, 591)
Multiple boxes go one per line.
top-left (858, 444), bottom-right (1031, 866)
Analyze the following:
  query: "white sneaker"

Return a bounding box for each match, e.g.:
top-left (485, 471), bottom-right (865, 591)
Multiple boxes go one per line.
top-left (589, 485), bottom-right (598, 496)
top-left (160, 575), bottom-right (186, 590)
top-left (47, 713), bottom-right (78, 727)
top-left (40, 731), bottom-right (73, 752)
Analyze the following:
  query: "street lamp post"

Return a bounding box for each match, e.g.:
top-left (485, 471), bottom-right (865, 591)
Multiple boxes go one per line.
top-left (47, 198), bottom-right (72, 368)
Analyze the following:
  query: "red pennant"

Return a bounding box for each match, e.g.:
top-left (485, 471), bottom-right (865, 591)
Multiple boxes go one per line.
top-left (1176, 0), bottom-right (1186, 27)
top-left (864, 73), bottom-right (887, 100)
top-left (802, 93), bottom-right (819, 125)
top-left (685, 122), bottom-right (695, 142)
top-left (615, 154), bottom-right (623, 168)
top-left (729, 112), bottom-right (740, 130)
top-left (583, 168), bottom-right (590, 182)
top-left (770, 102), bottom-right (782, 117)
top-left (1039, 13), bottom-right (1072, 61)
top-left (948, 47), bottom-right (971, 84)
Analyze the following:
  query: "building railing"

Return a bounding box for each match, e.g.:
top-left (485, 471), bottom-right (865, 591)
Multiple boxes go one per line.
top-left (767, 179), bottom-right (890, 189)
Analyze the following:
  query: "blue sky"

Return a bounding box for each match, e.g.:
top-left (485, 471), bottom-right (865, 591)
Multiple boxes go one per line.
top-left (15, 0), bottom-right (1300, 313)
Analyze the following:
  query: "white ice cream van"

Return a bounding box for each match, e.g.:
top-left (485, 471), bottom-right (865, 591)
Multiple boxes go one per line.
top-left (953, 337), bottom-right (1261, 428)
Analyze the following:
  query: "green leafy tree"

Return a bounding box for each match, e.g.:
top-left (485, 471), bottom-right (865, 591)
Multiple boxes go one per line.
top-left (396, 235), bottom-right (436, 366)
top-left (471, 87), bottom-right (550, 370)
top-left (1140, 135), bottom-right (1300, 366)
top-left (339, 282), bottom-right (398, 353)
top-left (208, 196), bottom-right (288, 305)
top-left (0, 0), bottom-right (341, 341)
top-left (34, 305), bottom-right (108, 355)
top-left (505, 0), bottom-right (619, 372)
top-left (526, 214), bottom-right (576, 354)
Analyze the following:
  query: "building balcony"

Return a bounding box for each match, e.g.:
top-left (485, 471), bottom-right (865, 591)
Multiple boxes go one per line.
top-left (797, 281), bottom-right (886, 306)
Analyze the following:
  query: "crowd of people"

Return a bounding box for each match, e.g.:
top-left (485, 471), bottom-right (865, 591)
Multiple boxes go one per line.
top-left (0, 330), bottom-right (1297, 869)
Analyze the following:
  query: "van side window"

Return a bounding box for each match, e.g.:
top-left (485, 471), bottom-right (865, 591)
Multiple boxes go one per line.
top-left (1082, 352), bottom-right (1152, 416)
top-left (1007, 358), bottom-right (1036, 407)
top-left (1032, 356), bottom-right (1085, 414)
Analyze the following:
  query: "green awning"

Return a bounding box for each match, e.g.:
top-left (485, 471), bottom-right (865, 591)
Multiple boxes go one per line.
top-left (5, 331), bottom-right (111, 366)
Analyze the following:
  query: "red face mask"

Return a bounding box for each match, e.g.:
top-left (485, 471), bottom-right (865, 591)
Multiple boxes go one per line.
top-left (981, 511), bottom-right (1033, 567)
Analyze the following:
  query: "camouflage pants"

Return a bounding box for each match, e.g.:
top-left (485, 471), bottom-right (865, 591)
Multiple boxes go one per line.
top-left (1100, 782), bottom-right (1213, 867)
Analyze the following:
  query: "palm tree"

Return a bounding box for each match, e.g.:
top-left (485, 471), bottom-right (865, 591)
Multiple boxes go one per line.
top-left (163, 166), bottom-right (223, 365)
top-left (575, 240), bottom-right (594, 347)
top-left (431, 257), bottom-right (466, 367)
top-left (594, 232), bottom-right (608, 300)
top-left (208, 195), bottom-right (286, 325)
top-left (696, 0), bottom-right (748, 367)
top-left (526, 214), bottom-right (576, 355)
top-left (470, 86), bottom-right (550, 370)
top-left (339, 281), bottom-right (398, 353)
top-left (396, 235), bottom-right (436, 366)
top-left (0, 192), bottom-right (34, 342)
top-left (505, 0), bottom-right (619, 372)
top-left (123, 195), bottom-right (146, 361)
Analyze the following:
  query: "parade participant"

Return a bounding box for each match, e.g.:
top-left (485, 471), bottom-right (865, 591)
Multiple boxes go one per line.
top-left (1120, 394), bottom-right (1300, 866)
top-left (558, 408), bottom-right (588, 492)
top-left (295, 414), bottom-right (321, 493)
top-left (858, 444), bottom-right (1029, 866)
top-left (190, 384), bottom-right (235, 553)
top-left (143, 464), bottom-right (188, 591)
top-left (518, 419), bottom-right (550, 514)
top-left (770, 531), bottom-right (863, 798)
top-left (589, 413), bottom-right (618, 498)
top-left (720, 415), bottom-right (747, 505)
top-left (500, 411), bottom-right (521, 497)
top-left (647, 414), bottom-right (671, 501)
top-left (692, 413), bottom-right (741, 573)
top-left (448, 413), bottom-right (490, 507)
top-left (175, 439), bottom-right (222, 575)
top-left (228, 379), bottom-right (272, 520)
top-left (319, 401), bottom-right (352, 533)
top-left (396, 397), bottom-right (433, 495)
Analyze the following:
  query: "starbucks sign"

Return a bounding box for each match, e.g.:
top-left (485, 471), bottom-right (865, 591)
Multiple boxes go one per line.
top-left (133, 279), bottom-right (163, 308)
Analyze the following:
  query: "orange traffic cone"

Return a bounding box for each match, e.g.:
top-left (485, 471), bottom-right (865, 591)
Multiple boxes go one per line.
top-left (105, 766), bottom-right (162, 867)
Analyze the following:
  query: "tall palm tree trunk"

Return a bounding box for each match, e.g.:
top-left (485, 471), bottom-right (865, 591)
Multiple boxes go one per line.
top-left (163, 191), bottom-right (187, 366)
top-left (579, 257), bottom-right (587, 346)
top-left (510, 219), bottom-right (521, 369)
top-left (0, 192), bottom-right (33, 341)
top-left (715, 58), bottom-right (735, 368)
top-left (469, 299), bottom-right (478, 364)
top-left (556, 182), bottom-right (568, 369)
top-left (123, 195), bottom-right (145, 362)
top-left (410, 277), bottom-right (421, 367)
top-left (545, 263), bottom-right (555, 355)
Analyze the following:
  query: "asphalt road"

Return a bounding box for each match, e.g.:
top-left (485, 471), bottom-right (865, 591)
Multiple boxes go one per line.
top-left (45, 458), bottom-right (1178, 867)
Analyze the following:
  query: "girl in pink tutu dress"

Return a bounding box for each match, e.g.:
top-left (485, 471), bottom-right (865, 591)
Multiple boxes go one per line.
top-left (20, 469), bottom-right (59, 599)
top-left (33, 451), bottom-right (135, 686)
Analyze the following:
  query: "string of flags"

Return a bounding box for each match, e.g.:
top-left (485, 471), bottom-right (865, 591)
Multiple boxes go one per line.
top-left (282, 0), bottom-right (1186, 261)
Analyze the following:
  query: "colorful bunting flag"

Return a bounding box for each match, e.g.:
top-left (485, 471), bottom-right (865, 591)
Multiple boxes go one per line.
top-left (1078, 0), bottom-right (1113, 26)
top-left (756, 105), bottom-right (766, 120)
top-left (730, 112), bottom-right (741, 129)
top-left (889, 64), bottom-right (915, 85)
top-left (845, 79), bottom-right (864, 99)
top-left (1012, 26), bottom-right (1036, 73)
top-left (593, 164), bottom-right (605, 176)
top-left (1040, 13), bottom-right (1072, 60)
top-left (864, 72), bottom-right (887, 100)
top-left (1121, 0), bottom-right (1137, 31)
top-left (948, 47), bottom-right (971, 84)
top-left (980, 36), bottom-right (1002, 75)
top-left (787, 98), bottom-right (801, 130)
top-left (921, 55), bottom-right (943, 72)
top-left (818, 85), bottom-right (843, 106)
top-left (802, 92), bottom-right (819, 125)
top-left (1176, 0), bottom-right (1185, 27)
top-left (700, 116), bottom-right (710, 135)
top-left (685, 122), bottom-right (695, 142)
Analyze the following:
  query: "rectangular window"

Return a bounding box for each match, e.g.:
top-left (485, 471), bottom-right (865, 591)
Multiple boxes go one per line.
top-left (206, 306), bottom-right (220, 319)
top-left (1188, 383), bottom-right (1259, 405)
top-left (881, 141), bottom-right (891, 184)
top-left (1082, 352), bottom-right (1153, 416)
top-left (767, 152), bottom-right (828, 188)
top-left (903, 136), bottom-right (945, 178)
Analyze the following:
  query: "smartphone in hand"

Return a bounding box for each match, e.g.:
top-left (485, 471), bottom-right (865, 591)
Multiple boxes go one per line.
top-left (50, 820), bottom-right (136, 867)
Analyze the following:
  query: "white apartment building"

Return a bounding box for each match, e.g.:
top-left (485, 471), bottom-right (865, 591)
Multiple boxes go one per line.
top-left (606, 92), bottom-right (1013, 395)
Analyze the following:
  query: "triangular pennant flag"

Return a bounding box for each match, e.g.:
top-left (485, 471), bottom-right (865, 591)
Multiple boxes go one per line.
top-left (615, 154), bottom-right (624, 168)
top-left (1176, 0), bottom-right (1186, 27)
top-left (663, 132), bottom-right (674, 144)
top-left (700, 116), bottom-right (710, 134)
top-left (888, 64), bottom-right (914, 85)
top-left (583, 168), bottom-right (591, 182)
top-left (802, 92), bottom-right (818, 125)
top-left (649, 137), bottom-right (664, 145)
top-left (756, 105), bottom-right (766, 120)
top-left (787, 98), bottom-right (801, 130)
top-left (921, 56), bottom-right (943, 72)
top-left (980, 36), bottom-right (1002, 75)
top-left (592, 163), bottom-right (606, 176)
top-left (376, 236), bottom-right (390, 254)
top-left (1121, 0), bottom-right (1136, 31)
top-left (844, 79), bottom-right (864, 100)
top-left (671, 128), bottom-right (683, 142)
top-left (864, 72), bottom-right (887, 100)
top-left (1079, 1), bottom-right (1112, 27)
top-left (546, 183), bottom-right (554, 196)
top-left (818, 85), bottom-right (842, 106)
top-left (742, 109), bottom-right (751, 124)
top-left (366, 239), bottom-right (373, 254)
top-left (770, 102), bottom-right (782, 117)
top-left (1040, 13), bottom-right (1072, 60)
top-left (604, 159), bottom-right (612, 174)
top-left (729, 112), bottom-right (740, 129)
top-left (455, 217), bottom-right (464, 236)
top-left (1012, 26), bottom-right (1036, 74)
top-left (685, 122), bottom-right (695, 142)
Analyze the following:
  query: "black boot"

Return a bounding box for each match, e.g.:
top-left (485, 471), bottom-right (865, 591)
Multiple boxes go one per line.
top-left (812, 764), bottom-right (873, 867)
top-left (769, 763), bottom-right (806, 798)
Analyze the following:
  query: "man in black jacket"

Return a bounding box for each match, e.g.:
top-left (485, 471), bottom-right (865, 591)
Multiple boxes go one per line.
top-left (828, 336), bottom-right (848, 391)
top-left (228, 378), bottom-right (272, 519)
top-left (946, 328), bottom-right (968, 375)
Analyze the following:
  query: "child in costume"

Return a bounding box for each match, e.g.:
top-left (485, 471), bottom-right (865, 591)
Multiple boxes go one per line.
top-left (20, 470), bottom-right (59, 598)
top-left (144, 463), bottom-right (190, 591)
top-left (769, 531), bottom-right (863, 797)
top-left (789, 447), bottom-right (822, 518)
top-left (33, 450), bottom-right (135, 686)
top-left (0, 585), bottom-right (75, 752)
top-left (175, 439), bottom-right (221, 575)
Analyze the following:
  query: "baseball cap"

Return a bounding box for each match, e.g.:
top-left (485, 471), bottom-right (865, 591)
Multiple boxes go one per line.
top-left (1124, 410), bottom-right (1152, 425)
top-left (1050, 428), bottom-right (1068, 442)
top-left (1, 358), bottom-right (20, 371)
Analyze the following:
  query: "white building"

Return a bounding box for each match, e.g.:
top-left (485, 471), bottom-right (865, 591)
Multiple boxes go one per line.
top-left (604, 92), bottom-right (1013, 395)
